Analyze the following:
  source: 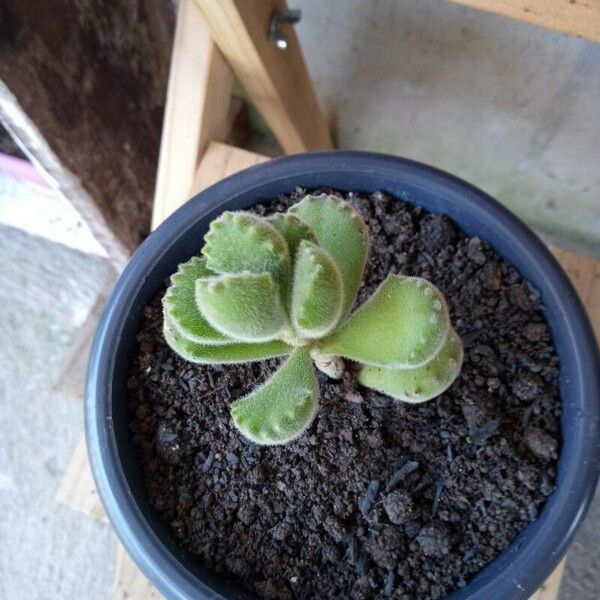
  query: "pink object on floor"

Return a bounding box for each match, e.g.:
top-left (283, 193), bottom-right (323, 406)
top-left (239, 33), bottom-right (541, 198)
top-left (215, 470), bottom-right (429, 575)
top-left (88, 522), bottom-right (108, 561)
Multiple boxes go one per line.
top-left (0, 152), bottom-right (49, 188)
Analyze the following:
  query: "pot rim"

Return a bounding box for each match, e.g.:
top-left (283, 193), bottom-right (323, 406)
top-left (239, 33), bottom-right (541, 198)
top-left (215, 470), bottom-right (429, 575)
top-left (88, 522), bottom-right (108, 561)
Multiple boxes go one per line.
top-left (86, 151), bottom-right (600, 600)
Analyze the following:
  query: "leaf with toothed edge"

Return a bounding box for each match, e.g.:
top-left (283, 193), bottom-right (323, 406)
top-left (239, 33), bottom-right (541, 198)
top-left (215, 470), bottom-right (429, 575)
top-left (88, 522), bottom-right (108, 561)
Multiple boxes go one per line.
top-left (268, 212), bottom-right (318, 258)
top-left (163, 313), bottom-right (293, 364)
top-left (291, 240), bottom-right (344, 339)
top-left (161, 196), bottom-right (465, 447)
top-left (163, 256), bottom-right (232, 345)
top-left (320, 275), bottom-right (450, 368)
top-left (202, 211), bottom-right (291, 297)
top-left (358, 328), bottom-right (463, 402)
top-left (231, 347), bottom-right (318, 445)
top-left (195, 272), bottom-right (288, 342)
top-left (291, 194), bottom-right (368, 316)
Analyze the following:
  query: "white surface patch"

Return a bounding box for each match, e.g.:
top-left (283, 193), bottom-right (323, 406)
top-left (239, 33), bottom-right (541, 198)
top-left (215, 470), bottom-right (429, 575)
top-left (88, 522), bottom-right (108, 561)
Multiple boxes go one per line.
top-left (0, 167), bottom-right (106, 257)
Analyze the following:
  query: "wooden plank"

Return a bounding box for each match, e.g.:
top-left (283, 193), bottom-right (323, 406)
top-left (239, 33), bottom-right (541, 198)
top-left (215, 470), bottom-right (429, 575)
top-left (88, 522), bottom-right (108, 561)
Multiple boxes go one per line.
top-left (446, 0), bottom-right (600, 42)
top-left (550, 244), bottom-right (600, 341)
top-left (194, 0), bottom-right (333, 154)
top-left (0, 0), bottom-right (175, 263)
top-left (114, 546), bottom-right (163, 600)
top-left (55, 437), bottom-right (108, 523)
top-left (151, 0), bottom-right (233, 230)
top-left (192, 140), bottom-right (269, 193)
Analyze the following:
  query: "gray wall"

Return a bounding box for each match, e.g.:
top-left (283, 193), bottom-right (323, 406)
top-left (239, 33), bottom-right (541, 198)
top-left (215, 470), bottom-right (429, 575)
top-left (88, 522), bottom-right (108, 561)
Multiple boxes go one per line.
top-left (295, 0), bottom-right (600, 257)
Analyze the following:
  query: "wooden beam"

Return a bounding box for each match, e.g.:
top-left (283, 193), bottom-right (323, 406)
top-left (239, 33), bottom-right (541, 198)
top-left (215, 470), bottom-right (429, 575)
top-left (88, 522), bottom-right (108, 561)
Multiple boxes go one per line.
top-left (192, 140), bottom-right (268, 193)
top-left (114, 546), bottom-right (162, 600)
top-left (151, 0), bottom-right (234, 230)
top-left (0, 0), bottom-right (175, 261)
top-left (194, 0), bottom-right (333, 154)
top-left (446, 0), bottom-right (600, 42)
top-left (55, 437), bottom-right (108, 523)
top-left (549, 245), bottom-right (600, 341)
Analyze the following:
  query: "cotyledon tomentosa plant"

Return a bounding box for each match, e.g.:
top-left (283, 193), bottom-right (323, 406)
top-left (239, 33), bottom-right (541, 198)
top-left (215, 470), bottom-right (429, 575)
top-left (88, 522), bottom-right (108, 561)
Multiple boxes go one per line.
top-left (163, 194), bottom-right (463, 445)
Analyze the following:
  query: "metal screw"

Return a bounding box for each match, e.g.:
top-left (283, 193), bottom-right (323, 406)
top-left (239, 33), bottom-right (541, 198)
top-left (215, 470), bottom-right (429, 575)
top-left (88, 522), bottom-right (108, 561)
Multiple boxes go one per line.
top-left (268, 9), bottom-right (301, 50)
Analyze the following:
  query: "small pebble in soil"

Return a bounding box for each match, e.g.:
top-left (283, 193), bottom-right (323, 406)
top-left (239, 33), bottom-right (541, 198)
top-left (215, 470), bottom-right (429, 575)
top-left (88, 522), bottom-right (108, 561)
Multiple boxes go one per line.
top-left (524, 427), bottom-right (559, 461)
top-left (415, 522), bottom-right (453, 557)
top-left (383, 490), bottom-right (414, 525)
top-left (129, 190), bottom-right (561, 600)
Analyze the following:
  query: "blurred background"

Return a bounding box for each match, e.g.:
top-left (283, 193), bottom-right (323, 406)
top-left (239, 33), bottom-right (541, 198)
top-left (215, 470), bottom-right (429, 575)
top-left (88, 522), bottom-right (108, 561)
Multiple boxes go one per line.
top-left (0, 1), bottom-right (598, 598)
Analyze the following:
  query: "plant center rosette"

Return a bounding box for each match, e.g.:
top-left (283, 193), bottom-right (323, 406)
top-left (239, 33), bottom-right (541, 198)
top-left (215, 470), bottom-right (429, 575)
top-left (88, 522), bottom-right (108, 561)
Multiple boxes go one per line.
top-left (163, 194), bottom-right (463, 445)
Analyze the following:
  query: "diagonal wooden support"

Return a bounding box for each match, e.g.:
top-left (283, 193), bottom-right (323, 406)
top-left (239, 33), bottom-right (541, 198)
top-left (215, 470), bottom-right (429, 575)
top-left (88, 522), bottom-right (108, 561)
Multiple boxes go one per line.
top-left (194, 0), bottom-right (333, 154)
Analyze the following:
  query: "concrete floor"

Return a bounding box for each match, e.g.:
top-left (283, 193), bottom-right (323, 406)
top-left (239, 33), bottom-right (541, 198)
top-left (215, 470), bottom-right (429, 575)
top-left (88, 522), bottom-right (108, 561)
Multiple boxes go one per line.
top-left (0, 224), bottom-right (116, 600)
top-left (1, 1), bottom-right (600, 599)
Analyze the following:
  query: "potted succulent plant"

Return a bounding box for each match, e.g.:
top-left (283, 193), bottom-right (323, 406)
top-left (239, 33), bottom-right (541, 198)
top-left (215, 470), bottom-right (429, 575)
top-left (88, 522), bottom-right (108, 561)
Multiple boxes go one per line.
top-left (163, 195), bottom-right (463, 445)
top-left (86, 152), bottom-right (600, 600)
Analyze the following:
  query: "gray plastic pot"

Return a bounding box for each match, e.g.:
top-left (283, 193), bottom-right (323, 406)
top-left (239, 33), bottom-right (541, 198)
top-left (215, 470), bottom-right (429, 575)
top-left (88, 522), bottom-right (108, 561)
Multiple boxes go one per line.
top-left (86, 151), bottom-right (600, 600)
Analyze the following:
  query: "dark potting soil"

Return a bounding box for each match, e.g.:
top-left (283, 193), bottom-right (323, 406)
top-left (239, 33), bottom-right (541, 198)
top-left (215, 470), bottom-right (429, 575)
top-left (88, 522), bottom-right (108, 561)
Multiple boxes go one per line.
top-left (129, 190), bottom-right (561, 600)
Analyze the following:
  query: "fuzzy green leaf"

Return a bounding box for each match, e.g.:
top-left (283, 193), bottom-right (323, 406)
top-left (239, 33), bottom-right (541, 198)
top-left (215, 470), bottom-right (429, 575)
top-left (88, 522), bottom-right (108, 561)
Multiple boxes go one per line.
top-left (358, 328), bottom-right (463, 402)
top-left (231, 347), bottom-right (318, 445)
top-left (195, 272), bottom-right (288, 342)
top-left (202, 211), bottom-right (290, 294)
top-left (163, 314), bottom-right (292, 363)
top-left (291, 241), bottom-right (343, 338)
top-left (268, 212), bottom-right (318, 258)
top-left (320, 275), bottom-right (450, 368)
top-left (291, 195), bottom-right (368, 316)
top-left (163, 256), bottom-right (232, 345)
